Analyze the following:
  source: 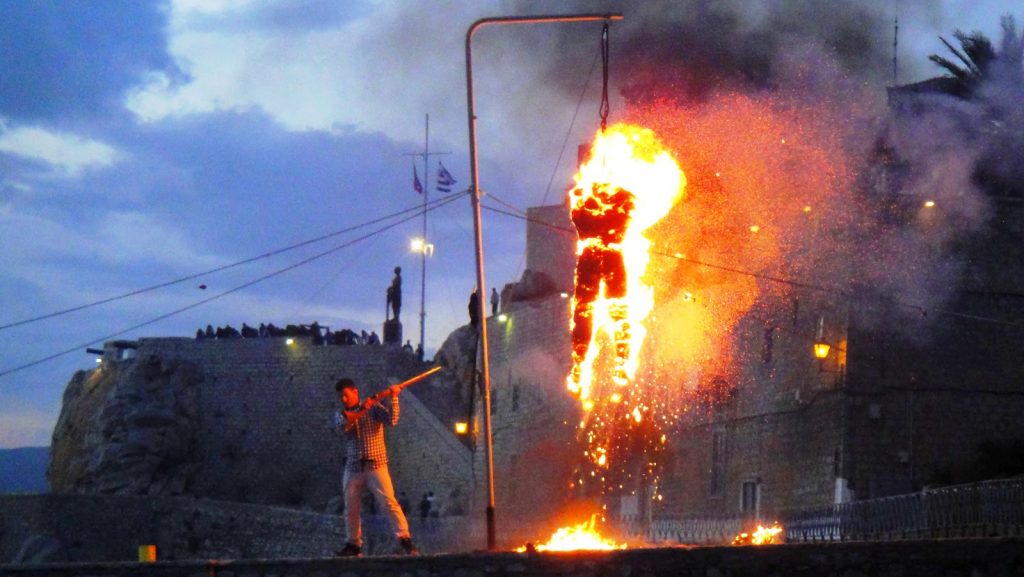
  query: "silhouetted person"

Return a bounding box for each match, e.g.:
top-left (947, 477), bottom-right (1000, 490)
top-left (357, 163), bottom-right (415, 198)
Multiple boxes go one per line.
top-left (241, 323), bottom-right (258, 338)
top-left (387, 266), bottom-right (402, 321)
top-left (205, 325), bottom-right (215, 338)
top-left (368, 331), bottom-right (381, 345)
top-left (468, 289), bottom-right (480, 328)
top-left (311, 321), bottom-right (323, 345)
top-left (415, 343), bottom-right (424, 361)
top-left (419, 493), bottom-right (431, 522)
top-left (490, 287), bottom-right (499, 316)
top-left (402, 340), bottom-right (413, 353)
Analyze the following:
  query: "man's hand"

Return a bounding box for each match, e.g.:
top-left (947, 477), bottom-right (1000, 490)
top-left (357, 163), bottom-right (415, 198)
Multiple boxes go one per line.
top-left (388, 384), bottom-right (402, 397)
top-left (363, 396), bottom-right (378, 409)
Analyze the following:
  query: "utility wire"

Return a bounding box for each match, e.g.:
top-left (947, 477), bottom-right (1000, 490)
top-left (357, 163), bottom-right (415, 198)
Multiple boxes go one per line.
top-left (509, 38), bottom-right (604, 286)
top-left (0, 192), bottom-right (468, 380)
top-left (0, 190), bottom-right (467, 332)
top-left (480, 203), bottom-right (1024, 331)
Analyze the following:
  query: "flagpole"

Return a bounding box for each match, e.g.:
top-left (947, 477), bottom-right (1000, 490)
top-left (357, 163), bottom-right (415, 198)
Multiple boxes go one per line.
top-left (403, 124), bottom-right (450, 358)
top-left (419, 114), bottom-right (428, 358)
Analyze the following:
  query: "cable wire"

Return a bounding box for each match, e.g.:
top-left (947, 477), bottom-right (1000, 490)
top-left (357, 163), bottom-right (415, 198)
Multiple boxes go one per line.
top-left (480, 203), bottom-right (1024, 331)
top-left (0, 190), bottom-right (467, 332)
top-left (0, 192), bottom-right (468, 380)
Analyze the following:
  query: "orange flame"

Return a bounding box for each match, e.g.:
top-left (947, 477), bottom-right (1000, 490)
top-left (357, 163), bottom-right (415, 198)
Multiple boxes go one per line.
top-left (516, 515), bottom-right (626, 552)
top-left (566, 124), bottom-right (685, 421)
top-left (732, 523), bottom-right (784, 545)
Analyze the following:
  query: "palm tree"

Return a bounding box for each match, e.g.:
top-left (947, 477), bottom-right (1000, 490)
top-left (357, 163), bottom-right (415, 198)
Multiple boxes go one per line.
top-left (928, 30), bottom-right (996, 97)
top-left (929, 15), bottom-right (1023, 98)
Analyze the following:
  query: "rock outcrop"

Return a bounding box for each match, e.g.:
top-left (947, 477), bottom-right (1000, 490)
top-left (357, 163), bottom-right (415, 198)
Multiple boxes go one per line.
top-left (48, 355), bottom-right (201, 496)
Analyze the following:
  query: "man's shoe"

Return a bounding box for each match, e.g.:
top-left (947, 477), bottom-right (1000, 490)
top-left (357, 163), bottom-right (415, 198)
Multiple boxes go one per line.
top-left (400, 537), bottom-right (419, 556)
top-left (336, 542), bottom-right (361, 557)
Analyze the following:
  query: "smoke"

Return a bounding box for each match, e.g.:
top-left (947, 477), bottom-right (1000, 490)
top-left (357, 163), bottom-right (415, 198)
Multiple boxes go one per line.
top-left (519, 0), bottom-right (928, 98)
top-left (523, 1), bottom-right (1002, 343)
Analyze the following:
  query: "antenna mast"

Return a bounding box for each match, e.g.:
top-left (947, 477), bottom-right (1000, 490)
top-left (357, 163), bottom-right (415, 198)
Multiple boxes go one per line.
top-left (892, 13), bottom-right (900, 85)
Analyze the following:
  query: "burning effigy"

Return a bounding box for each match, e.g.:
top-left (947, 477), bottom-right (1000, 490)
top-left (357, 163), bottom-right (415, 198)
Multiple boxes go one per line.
top-left (566, 124), bottom-right (685, 494)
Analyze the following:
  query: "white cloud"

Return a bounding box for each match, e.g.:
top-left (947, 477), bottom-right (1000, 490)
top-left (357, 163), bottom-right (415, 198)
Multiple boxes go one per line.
top-left (0, 123), bottom-right (121, 176)
top-left (123, 1), bottom-right (488, 144)
top-left (125, 3), bottom-right (365, 130)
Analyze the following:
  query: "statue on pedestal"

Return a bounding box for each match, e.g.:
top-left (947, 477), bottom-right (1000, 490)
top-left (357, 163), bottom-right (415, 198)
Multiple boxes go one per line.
top-left (386, 266), bottom-right (402, 322)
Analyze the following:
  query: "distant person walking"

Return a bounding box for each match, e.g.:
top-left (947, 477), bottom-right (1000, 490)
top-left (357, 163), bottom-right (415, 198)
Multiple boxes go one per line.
top-left (491, 288), bottom-right (499, 316)
top-left (333, 377), bottom-right (418, 557)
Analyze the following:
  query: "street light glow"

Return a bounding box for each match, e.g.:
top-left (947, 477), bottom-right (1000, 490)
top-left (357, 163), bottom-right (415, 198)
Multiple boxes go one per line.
top-left (410, 237), bottom-right (435, 256)
top-left (814, 342), bottom-right (831, 359)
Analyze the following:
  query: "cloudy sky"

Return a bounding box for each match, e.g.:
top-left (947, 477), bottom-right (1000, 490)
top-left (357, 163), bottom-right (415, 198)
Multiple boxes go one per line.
top-left (0, 0), bottom-right (1017, 448)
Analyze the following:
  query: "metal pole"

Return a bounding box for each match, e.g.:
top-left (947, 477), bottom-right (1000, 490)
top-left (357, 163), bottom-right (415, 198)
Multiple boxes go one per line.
top-left (419, 115), bottom-right (429, 356)
top-left (464, 11), bottom-right (623, 552)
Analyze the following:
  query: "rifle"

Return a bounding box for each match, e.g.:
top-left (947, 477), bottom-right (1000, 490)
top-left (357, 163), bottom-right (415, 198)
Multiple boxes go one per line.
top-left (342, 365), bottom-right (443, 430)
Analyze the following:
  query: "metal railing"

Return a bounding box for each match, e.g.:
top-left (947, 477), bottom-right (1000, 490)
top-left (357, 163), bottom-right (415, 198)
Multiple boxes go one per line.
top-left (357, 479), bottom-right (1024, 552)
top-left (616, 514), bottom-right (743, 545)
top-left (784, 478), bottom-right (1024, 542)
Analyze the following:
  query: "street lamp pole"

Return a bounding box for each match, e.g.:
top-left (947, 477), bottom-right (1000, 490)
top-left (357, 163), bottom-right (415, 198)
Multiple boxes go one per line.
top-left (464, 11), bottom-right (623, 551)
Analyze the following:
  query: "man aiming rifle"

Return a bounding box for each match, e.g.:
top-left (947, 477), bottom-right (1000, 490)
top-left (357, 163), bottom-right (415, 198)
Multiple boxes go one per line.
top-left (332, 366), bottom-right (440, 556)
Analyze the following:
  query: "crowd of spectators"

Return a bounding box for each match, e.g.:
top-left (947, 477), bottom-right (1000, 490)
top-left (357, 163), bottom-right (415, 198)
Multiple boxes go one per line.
top-left (195, 322), bottom-right (383, 347)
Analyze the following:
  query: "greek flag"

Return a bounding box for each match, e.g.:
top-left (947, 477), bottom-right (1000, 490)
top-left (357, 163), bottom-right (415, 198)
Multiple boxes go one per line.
top-left (436, 162), bottom-right (456, 193)
top-left (413, 164), bottom-right (424, 194)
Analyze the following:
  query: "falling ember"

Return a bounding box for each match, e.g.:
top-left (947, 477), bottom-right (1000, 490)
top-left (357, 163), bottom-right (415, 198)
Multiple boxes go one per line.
top-left (516, 515), bottom-right (626, 552)
top-left (566, 123), bottom-right (685, 411)
top-left (732, 523), bottom-right (784, 546)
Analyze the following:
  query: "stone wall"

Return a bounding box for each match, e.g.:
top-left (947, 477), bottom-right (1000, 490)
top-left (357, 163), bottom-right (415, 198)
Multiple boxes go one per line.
top-left (4, 537), bottom-right (1023, 577)
top-left (49, 339), bottom-right (473, 513)
top-left (524, 204), bottom-right (575, 294)
top-left (0, 494), bottom-right (477, 564)
top-left (471, 294), bottom-right (580, 532)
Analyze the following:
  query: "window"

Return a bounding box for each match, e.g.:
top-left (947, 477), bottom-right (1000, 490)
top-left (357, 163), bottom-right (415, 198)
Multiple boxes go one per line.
top-left (741, 480), bottom-right (760, 514)
top-left (762, 326), bottom-right (775, 364)
top-left (710, 430), bottom-right (726, 496)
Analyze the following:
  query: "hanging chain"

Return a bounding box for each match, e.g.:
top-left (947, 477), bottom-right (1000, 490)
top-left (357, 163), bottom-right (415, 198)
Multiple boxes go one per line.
top-left (599, 22), bottom-right (610, 133)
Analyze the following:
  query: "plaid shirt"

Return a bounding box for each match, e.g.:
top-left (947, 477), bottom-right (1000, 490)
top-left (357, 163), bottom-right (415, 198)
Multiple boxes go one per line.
top-left (338, 395), bottom-right (400, 472)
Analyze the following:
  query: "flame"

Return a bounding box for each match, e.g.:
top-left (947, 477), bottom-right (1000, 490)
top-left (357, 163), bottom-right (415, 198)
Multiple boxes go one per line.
top-left (516, 515), bottom-right (626, 552)
top-left (732, 523), bottom-right (784, 546)
top-left (566, 123), bottom-right (685, 418)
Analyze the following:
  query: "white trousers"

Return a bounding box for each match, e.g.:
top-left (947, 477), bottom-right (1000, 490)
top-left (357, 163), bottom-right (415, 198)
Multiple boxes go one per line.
top-left (343, 465), bottom-right (410, 546)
